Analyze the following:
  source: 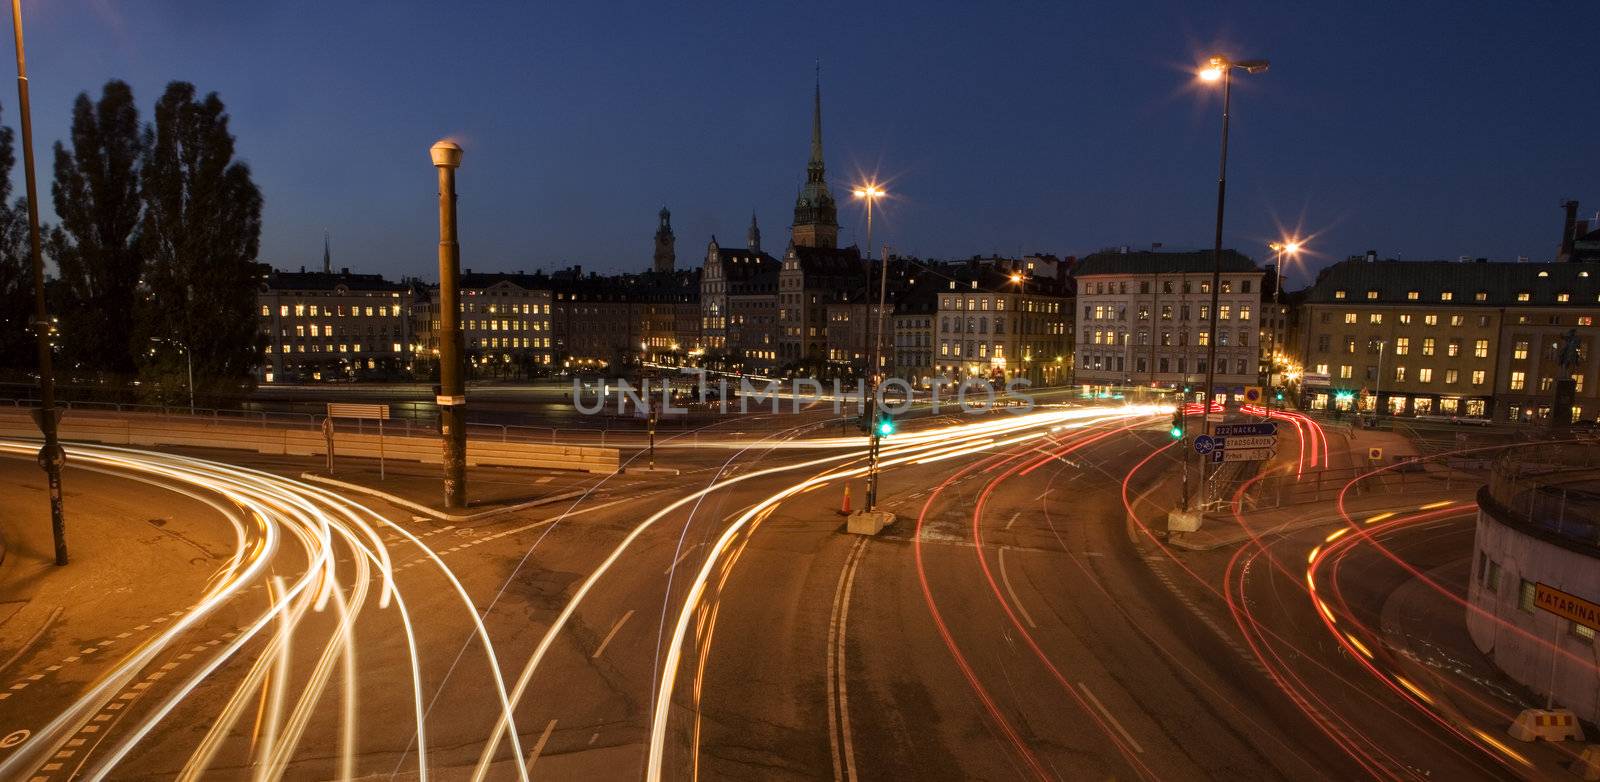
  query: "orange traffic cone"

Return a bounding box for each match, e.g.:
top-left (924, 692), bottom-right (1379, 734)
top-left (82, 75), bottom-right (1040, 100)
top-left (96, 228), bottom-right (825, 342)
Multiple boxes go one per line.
top-left (839, 484), bottom-right (853, 516)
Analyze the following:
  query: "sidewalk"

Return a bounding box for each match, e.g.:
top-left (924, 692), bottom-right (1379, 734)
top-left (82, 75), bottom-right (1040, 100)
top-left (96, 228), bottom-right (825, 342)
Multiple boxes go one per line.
top-left (297, 457), bottom-right (611, 520)
top-left (0, 458), bottom-right (234, 677)
top-left (1169, 420), bottom-right (1472, 551)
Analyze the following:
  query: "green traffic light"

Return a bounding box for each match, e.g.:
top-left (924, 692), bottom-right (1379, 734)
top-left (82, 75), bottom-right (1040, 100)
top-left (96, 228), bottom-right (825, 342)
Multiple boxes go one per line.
top-left (877, 419), bottom-right (895, 436)
top-left (1169, 425), bottom-right (1183, 439)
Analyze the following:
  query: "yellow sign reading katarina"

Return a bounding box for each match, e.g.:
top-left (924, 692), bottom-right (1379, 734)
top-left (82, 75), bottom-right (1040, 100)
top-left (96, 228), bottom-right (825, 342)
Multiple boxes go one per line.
top-left (1535, 583), bottom-right (1600, 631)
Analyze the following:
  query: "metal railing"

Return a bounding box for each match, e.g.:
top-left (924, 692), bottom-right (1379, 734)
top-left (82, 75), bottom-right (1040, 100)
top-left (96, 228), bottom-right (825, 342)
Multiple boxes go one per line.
top-left (1484, 444), bottom-right (1600, 548)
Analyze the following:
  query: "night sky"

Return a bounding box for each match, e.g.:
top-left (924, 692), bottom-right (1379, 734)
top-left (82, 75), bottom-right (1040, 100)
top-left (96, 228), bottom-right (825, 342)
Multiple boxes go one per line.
top-left (16, 1), bottom-right (1599, 287)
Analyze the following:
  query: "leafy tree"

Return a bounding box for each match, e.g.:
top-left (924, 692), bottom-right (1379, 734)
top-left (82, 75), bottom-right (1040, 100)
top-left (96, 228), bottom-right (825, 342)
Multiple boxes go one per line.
top-left (48, 80), bottom-right (144, 379)
top-left (136, 82), bottom-right (263, 404)
top-left (0, 100), bottom-right (32, 376)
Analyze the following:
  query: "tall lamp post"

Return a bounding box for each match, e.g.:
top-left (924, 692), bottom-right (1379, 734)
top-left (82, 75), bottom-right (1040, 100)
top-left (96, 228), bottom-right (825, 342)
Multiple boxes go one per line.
top-left (1196, 53), bottom-right (1268, 508)
top-left (1266, 239), bottom-right (1300, 395)
top-left (12, 0), bottom-right (66, 564)
top-left (854, 182), bottom-right (886, 512)
top-left (431, 140), bottom-right (468, 509)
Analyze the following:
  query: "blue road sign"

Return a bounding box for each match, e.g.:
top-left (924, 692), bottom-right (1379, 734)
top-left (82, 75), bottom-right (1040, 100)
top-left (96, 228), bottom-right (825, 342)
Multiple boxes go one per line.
top-left (1193, 434), bottom-right (1218, 455)
top-left (1214, 422), bottom-right (1278, 437)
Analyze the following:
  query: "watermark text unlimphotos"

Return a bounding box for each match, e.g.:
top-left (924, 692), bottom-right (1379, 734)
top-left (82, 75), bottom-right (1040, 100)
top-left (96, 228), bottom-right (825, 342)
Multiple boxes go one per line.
top-left (571, 368), bottom-right (1035, 416)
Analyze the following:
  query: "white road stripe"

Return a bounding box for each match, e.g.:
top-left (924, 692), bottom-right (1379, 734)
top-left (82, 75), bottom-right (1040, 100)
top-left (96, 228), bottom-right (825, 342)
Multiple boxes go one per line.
top-left (523, 719), bottom-right (558, 774)
top-left (591, 610), bottom-right (635, 659)
top-left (1077, 682), bottom-right (1145, 754)
top-left (1005, 511), bottom-right (1021, 530)
top-left (996, 547), bottom-right (1039, 629)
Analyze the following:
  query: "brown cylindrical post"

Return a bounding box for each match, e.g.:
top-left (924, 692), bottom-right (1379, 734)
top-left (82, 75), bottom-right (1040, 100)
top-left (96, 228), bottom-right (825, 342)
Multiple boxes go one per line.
top-left (431, 140), bottom-right (467, 509)
top-left (12, 0), bottom-right (66, 564)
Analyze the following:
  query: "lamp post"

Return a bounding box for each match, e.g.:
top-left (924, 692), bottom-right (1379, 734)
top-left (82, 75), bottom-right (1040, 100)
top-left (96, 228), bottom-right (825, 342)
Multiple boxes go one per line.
top-left (11, 0), bottom-right (66, 565)
top-left (853, 183), bottom-right (886, 512)
top-left (431, 140), bottom-right (467, 509)
top-left (1196, 53), bottom-right (1268, 508)
top-left (150, 337), bottom-right (194, 415)
top-left (1266, 240), bottom-right (1300, 397)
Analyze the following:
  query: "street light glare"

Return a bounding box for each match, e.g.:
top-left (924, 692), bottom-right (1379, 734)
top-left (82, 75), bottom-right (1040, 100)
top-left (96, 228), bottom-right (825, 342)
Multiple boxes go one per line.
top-left (1199, 66), bottom-right (1223, 82)
top-left (853, 184), bottom-right (884, 199)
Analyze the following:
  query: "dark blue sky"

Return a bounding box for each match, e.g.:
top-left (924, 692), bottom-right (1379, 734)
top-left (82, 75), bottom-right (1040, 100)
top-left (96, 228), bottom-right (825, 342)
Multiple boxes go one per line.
top-left (16, 1), bottom-right (1598, 286)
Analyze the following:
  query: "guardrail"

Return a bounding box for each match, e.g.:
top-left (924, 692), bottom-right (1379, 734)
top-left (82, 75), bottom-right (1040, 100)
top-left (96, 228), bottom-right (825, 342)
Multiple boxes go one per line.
top-left (0, 408), bottom-right (619, 474)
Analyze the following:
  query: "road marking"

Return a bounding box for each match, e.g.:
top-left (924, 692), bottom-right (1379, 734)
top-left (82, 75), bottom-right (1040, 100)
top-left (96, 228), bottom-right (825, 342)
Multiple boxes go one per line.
top-left (524, 719), bottom-right (557, 774)
top-left (996, 547), bottom-right (1039, 629)
top-left (1077, 682), bottom-right (1144, 754)
top-left (1034, 488), bottom-right (1052, 501)
top-left (825, 537), bottom-right (869, 782)
top-left (535, 476), bottom-right (553, 484)
top-left (591, 610), bottom-right (635, 659)
top-left (664, 544), bottom-right (700, 575)
top-left (1005, 511), bottom-right (1020, 530)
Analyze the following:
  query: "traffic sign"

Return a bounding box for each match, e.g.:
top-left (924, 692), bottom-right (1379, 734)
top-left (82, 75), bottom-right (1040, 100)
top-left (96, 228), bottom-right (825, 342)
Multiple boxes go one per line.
top-left (1223, 435), bottom-right (1277, 449)
top-left (1193, 434), bottom-right (1218, 455)
top-left (1212, 447), bottom-right (1276, 463)
top-left (1242, 385), bottom-right (1263, 403)
top-left (1215, 422), bottom-right (1278, 437)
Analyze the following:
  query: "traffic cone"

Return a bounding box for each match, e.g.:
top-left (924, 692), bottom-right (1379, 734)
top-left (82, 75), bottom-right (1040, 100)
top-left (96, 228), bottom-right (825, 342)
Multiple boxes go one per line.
top-left (839, 484), bottom-right (852, 515)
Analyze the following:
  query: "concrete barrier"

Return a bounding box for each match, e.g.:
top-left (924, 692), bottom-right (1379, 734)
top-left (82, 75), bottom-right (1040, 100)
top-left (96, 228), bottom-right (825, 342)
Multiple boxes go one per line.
top-left (0, 409), bottom-right (619, 474)
top-left (1508, 708), bottom-right (1584, 742)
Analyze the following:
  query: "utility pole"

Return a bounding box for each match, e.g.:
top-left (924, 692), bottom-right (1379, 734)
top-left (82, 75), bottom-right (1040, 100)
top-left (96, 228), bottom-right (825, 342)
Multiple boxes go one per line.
top-left (12, 0), bottom-right (66, 565)
top-left (431, 140), bottom-right (467, 509)
top-left (854, 185), bottom-right (886, 512)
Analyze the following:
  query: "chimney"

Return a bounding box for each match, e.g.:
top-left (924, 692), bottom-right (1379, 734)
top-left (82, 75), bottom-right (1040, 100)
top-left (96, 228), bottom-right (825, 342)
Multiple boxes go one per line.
top-left (1560, 200), bottom-right (1580, 261)
top-left (1364, 250), bottom-right (1377, 263)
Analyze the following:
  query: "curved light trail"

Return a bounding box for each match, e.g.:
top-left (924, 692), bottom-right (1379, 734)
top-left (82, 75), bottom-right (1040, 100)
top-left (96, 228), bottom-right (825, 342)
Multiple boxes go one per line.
top-left (0, 440), bottom-right (526, 782)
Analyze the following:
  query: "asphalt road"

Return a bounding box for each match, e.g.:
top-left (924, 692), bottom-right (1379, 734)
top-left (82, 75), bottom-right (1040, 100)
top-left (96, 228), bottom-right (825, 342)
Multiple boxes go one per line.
top-left (0, 403), bottom-right (1561, 781)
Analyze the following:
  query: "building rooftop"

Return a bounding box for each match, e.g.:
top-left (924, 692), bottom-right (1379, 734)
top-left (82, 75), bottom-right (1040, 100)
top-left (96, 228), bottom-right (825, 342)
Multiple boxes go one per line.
top-left (262, 268), bottom-right (408, 292)
top-left (1304, 259), bottom-right (1600, 306)
top-left (1074, 249), bottom-right (1257, 278)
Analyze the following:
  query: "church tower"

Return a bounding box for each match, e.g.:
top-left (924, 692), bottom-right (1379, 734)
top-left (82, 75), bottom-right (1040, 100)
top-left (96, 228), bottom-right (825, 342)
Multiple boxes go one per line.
top-left (791, 76), bottom-right (838, 249)
top-left (747, 212), bottom-right (762, 255)
top-left (653, 206), bottom-right (676, 273)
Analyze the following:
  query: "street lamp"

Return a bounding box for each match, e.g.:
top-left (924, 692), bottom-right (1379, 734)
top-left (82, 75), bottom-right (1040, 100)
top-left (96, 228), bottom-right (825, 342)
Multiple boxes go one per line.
top-left (1196, 53), bottom-right (1268, 509)
top-left (430, 139), bottom-right (468, 509)
top-left (1266, 239), bottom-right (1301, 396)
top-left (853, 182), bottom-right (888, 512)
top-left (150, 337), bottom-right (194, 415)
top-left (11, 0), bottom-right (66, 564)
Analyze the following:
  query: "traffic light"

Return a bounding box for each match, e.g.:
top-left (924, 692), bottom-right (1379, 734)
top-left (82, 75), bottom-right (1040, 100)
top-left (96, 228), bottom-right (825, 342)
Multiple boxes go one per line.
top-left (1170, 407), bottom-right (1184, 439)
top-left (876, 414), bottom-right (896, 437)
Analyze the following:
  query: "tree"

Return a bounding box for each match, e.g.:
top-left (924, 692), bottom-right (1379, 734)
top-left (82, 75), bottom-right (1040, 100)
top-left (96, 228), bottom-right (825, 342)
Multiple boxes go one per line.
top-left (0, 99), bottom-right (31, 376)
top-left (48, 80), bottom-right (144, 379)
top-left (136, 82), bottom-right (263, 405)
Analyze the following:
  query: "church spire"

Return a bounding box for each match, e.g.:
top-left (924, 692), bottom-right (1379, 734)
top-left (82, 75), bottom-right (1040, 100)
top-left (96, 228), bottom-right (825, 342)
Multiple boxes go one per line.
top-left (323, 230), bottom-right (331, 273)
top-left (792, 66), bottom-right (838, 249)
top-left (809, 63), bottom-right (824, 170)
top-left (748, 211), bottom-right (762, 255)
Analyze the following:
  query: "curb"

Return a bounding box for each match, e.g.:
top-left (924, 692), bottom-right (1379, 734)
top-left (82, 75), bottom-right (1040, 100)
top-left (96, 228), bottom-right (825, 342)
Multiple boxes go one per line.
top-left (298, 473), bottom-right (586, 522)
top-left (1168, 512), bottom-right (1349, 552)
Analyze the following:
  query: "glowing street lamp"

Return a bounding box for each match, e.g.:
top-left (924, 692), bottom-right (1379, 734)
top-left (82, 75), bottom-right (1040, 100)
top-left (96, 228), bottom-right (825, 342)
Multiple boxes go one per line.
top-left (1195, 52), bottom-right (1269, 508)
top-left (1266, 239), bottom-right (1302, 396)
top-left (853, 181), bottom-right (889, 512)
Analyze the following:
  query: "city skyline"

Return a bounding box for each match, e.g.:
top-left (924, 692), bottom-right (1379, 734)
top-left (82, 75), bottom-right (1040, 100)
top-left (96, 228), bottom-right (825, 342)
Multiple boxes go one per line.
top-left (9, 1), bottom-right (1596, 282)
